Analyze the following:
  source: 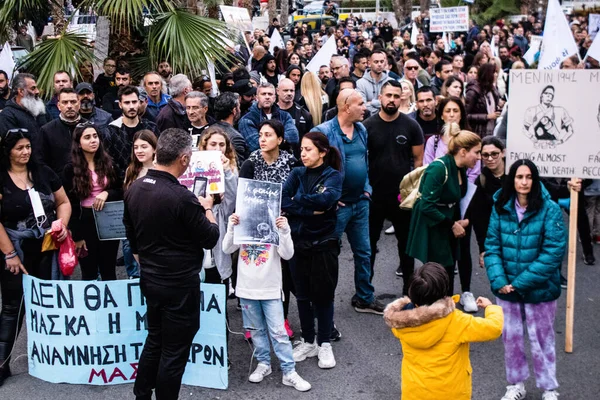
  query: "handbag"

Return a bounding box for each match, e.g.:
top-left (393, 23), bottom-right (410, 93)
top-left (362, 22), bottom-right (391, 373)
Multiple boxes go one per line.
top-left (398, 159), bottom-right (448, 210)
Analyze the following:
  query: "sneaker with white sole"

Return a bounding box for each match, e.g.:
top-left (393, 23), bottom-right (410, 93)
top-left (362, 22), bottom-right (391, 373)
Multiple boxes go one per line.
top-left (248, 363), bottom-right (271, 383)
top-left (292, 338), bottom-right (318, 362)
top-left (282, 371), bottom-right (312, 392)
top-left (318, 343), bottom-right (336, 369)
top-left (542, 390), bottom-right (559, 400)
top-left (460, 292), bottom-right (478, 313)
top-left (501, 383), bottom-right (526, 400)
top-left (385, 226), bottom-right (395, 234)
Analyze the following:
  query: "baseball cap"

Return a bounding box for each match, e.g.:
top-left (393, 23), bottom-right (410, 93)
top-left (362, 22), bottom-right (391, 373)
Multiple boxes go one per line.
top-left (75, 82), bottom-right (93, 94)
top-left (232, 79), bottom-right (256, 96)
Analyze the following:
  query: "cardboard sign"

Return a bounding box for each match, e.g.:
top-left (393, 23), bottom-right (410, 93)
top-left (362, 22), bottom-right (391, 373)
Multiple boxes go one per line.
top-left (430, 6), bottom-right (469, 33)
top-left (93, 201), bottom-right (126, 241)
top-left (234, 178), bottom-right (282, 246)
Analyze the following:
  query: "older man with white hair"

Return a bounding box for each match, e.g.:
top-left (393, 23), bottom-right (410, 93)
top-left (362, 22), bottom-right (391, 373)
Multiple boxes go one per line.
top-left (156, 73), bottom-right (193, 132)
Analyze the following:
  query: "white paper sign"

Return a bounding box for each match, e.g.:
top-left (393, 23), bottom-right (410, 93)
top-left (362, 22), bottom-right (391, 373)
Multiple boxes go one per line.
top-left (506, 70), bottom-right (600, 178)
top-left (589, 14), bottom-right (600, 40)
top-left (430, 6), bottom-right (469, 33)
top-left (219, 5), bottom-right (253, 33)
top-left (179, 151), bottom-right (225, 194)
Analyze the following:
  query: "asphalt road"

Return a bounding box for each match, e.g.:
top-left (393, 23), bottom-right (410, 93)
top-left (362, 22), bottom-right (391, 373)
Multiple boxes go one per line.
top-left (1, 224), bottom-right (600, 400)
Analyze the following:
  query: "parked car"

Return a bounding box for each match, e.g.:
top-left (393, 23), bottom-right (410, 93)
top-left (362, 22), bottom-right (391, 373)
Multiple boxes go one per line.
top-left (285, 15), bottom-right (337, 36)
top-left (0, 45), bottom-right (29, 70)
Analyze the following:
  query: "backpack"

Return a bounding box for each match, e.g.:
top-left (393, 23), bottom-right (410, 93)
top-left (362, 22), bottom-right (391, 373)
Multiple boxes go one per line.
top-left (399, 159), bottom-right (448, 210)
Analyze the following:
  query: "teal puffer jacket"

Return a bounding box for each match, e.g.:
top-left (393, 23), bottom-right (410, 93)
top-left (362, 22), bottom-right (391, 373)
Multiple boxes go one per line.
top-left (484, 185), bottom-right (567, 304)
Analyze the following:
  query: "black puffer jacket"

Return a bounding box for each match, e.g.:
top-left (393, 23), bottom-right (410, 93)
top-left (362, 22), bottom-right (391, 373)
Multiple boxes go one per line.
top-left (0, 99), bottom-right (49, 161)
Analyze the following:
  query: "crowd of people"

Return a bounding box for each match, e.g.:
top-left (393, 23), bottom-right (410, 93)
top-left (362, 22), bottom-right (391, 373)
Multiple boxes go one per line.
top-left (0, 5), bottom-right (598, 400)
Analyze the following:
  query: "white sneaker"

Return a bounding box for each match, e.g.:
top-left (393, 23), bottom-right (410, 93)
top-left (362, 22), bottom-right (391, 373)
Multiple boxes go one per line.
top-left (385, 226), bottom-right (395, 234)
top-left (542, 390), bottom-right (559, 400)
top-left (317, 343), bottom-right (336, 369)
top-left (292, 338), bottom-right (318, 362)
top-left (501, 383), bottom-right (526, 400)
top-left (461, 292), bottom-right (478, 313)
top-left (282, 371), bottom-right (312, 392)
top-left (248, 363), bottom-right (271, 383)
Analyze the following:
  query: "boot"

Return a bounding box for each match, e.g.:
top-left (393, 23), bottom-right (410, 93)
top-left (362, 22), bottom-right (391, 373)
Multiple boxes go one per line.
top-left (0, 343), bottom-right (12, 387)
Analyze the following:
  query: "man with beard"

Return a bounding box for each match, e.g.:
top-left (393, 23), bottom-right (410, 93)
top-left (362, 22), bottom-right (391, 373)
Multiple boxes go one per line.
top-left (325, 55), bottom-right (350, 101)
top-left (261, 54), bottom-right (280, 88)
top-left (46, 71), bottom-right (73, 120)
top-left (0, 73), bottom-right (49, 157)
top-left (143, 72), bottom-right (171, 121)
top-left (498, 45), bottom-right (513, 71)
top-left (156, 74), bottom-right (193, 132)
top-left (102, 68), bottom-right (132, 118)
top-left (356, 50), bottom-right (391, 115)
top-left (363, 80), bottom-right (424, 292)
top-left (105, 85), bottom-right (158, 178)
top-left (276, 78), bottom-right (313, 145)
top-left (318, 65), bottom-right (331, 90)
top-left (39, 88), bottom-right (84, 175)
top-left (238, 82), bottom-right (298, 152)
top-left (0, 70), bottom-right (11, 110)
top-left (157, 60), bottom-right (173, 83)
top-left (285, 65), bottom-right (303, 103)
top-left (185, 91), bottom-right (213, 136)
top-left (75, 82), bottom-right (113, 135)
top-left (212, 92), bottom-right (248, 165)
top-left (231, 79), bottom-right (256, 119)
top-left (93, 57), bottom-right (118, 105)
top-left (351, 53), bottom-right (368, 82)
top-left (413, 86), bottom-right (438, 143)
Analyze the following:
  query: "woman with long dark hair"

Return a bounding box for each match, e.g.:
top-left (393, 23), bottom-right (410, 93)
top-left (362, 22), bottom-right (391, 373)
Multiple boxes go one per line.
top-left (484, 159), bottom-right (566, 400)
top-left (0, 128), bottom-right (71, 385)
top-left (63, 122), bottom-right (122, 281)
top-left (282, 131), bottom-right (342, 369)
top-left (465, 62), bottom-right (502, 138)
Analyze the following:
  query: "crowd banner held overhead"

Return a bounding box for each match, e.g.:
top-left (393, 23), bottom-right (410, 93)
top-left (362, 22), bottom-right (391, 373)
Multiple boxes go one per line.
top-left (429, 6), bottom-right (469, 33)
top-left (234, 178), bottom-right (282, 246)
top-left (524, 35), bottom-right (543, 66)
top-left (538, 0), bottom-right (579, 70)
top-left (589, 14), bottom-right (600, 40)
top-left (93, 201), bottom-right (126, 241)
top-left (0, 42), bottom-right (16, 80)
top-left (219, 5), bottom-right (253, 33)
top-left (306, 35), bottom-right (337, 73)
top-left (178, 151), bottom-right (225, 194)
top-left (22, 276), bottom-right (228, 388)
top-left (269, 29), bottom-right (285, 55)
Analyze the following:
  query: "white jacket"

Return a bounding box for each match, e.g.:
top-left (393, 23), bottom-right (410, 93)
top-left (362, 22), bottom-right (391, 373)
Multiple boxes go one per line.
top-left (222, 220), bottom-right (294, 300)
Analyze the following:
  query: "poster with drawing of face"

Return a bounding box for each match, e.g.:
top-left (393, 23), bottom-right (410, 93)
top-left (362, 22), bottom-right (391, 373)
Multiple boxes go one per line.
top-left (506, 70), bottom-right (600, 178)
top-left (178, 150), bottom-right (225, 194)
top-left (234, 178), bottom-right (281, 246)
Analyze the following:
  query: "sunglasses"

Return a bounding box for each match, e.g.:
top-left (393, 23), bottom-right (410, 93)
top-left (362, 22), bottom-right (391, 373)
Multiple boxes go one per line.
top-left (481, 151), bottom-right (501, 160)
top-left (405, 66), bottom-right (419, 71)
top-left (0, 128), bottom-right (29, 145)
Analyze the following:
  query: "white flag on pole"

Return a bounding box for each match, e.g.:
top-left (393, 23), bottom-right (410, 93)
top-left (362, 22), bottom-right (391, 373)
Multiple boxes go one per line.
top-left (490, 34), bottom-right (498, 57)
top-left (441, 31), bottom-right (450, 53)
top-left (410, 22), bottom-right (418, 45)
top-left (269, 29), bottom-right (285, 55)
top-left (306, 35), bottom-right (337, 73)
top-left (538, 0), bottom-right (579, 69)
top-left (0, 42), bottom-right (16, 81)
top-left (584, 33), bottom-right (600, 62)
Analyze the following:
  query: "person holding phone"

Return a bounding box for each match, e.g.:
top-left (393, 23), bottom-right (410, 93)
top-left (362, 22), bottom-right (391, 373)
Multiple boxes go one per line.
top-left (62, 122), bottom-right (122, 281)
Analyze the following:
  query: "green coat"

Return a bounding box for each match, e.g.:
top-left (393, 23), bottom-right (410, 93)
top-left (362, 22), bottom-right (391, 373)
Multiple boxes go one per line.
top-left (407, 154), bottom-right (466, 267)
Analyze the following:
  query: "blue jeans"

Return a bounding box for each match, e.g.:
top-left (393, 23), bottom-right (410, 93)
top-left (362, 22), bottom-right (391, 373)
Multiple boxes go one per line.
top-left (335, 198), bottom-right (375, 304)
top-left (240, 298), bottom-right (295, 374)
top-left (122, 239), bottom-right (139, 278)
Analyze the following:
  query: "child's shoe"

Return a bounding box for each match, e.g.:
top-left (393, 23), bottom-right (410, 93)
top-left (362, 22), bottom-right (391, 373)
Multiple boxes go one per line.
top-left (248, 363), bottom-right (271, 383)
top-left (292, 338), bottom-right (318, 362)
top-left (282, 371), bottom-right (311, 392)
top-left (460, 292), bottom-right (478, 313)
top-left (317, 342), bottom-right (336, 369)
top-left (501, 382), bottom-right (526, 400)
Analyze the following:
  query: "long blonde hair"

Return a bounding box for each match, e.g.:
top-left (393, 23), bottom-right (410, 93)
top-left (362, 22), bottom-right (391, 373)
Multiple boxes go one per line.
top-left (399, 79), bottom-right (416, 104)
top-left (300, 71), bottom-right (326, 126)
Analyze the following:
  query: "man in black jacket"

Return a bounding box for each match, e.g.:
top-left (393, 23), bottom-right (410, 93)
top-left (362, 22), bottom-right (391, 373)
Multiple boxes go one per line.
top-left (212, 92), bottom-right (248, 165)
top-left (104, 86), bottom-right (157, 178)
top-left (277, 78), bottom-right (313, 146)
top-left (75, 82), bottom-right (113, 135)
top-left (124, 128), bottom-right (219, 400)
top-left (39, 88), bottom-right (83, 174)
top-left (156, 74), bottom-right (192, 132)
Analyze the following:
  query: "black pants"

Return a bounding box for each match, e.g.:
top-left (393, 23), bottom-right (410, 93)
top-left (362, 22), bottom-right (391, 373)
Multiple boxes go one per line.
top-left (369, 195), bottom-right (414, 295)
top-left (134, 279), bottom-right (200, 400)
top-left (457, 225), bottom-right (473, 293)
top-left (78, 208), bottom-right (119, 281)
top-left (281, 259), bottom-right (295, 319)
top-left (0, 238), bottom-right (52, 369)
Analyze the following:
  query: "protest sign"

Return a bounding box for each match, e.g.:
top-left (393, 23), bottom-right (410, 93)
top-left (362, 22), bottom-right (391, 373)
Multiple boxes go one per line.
top-left (429, 6), bottom-right (469, 33)
top-left (93, 201), bottom-right (126, 241)
top-left (524, 35), bottom-right (542, 65)
top-left (506, 70), bottom-right (600, 178)
top-left (23, 276), bottom-right (228, 388)
top-left (590, 14), bottom-right (600, 40)
top-left (234, 178), bottom-right (281, 246)
top-left (538, 0), bottom-right (579, 70)
top-left (219, 5), bottom-right (253, 33)
top-left (179, 151), bottom-right (225, 194)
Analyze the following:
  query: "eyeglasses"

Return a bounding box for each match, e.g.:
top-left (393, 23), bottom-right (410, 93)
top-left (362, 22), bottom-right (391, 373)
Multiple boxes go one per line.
top-left (405, 66), bottom-right (419, 71)
top-left (481, 151), bottom-right (501, 160)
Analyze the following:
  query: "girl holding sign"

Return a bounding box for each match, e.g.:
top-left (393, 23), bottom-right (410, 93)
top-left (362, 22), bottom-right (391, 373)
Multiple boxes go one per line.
top-left (123, 129), bottom-right (157, 278)
top-left (63, 122), bottom-right (122, 281)
top-left (281, 132), bottom-right (342, 369)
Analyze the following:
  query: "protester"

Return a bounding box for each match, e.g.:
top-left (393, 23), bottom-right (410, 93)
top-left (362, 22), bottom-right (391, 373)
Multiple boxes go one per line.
top-left (102, 68), bottom-right (132, 119)
top-left (300, 72), bottom-right (327, 127)
top-left (75, 83), bottom-right (113, 135)
top-left (0, 128), bottom-right (71, 386)
top-left (45, 71), bottom-right (73, 120)
top-left (484, 159), bottom-right (567, 400)
top-left (123, 128), bottom-right (219, 399)
top-left (156, 74), bottom-right (193, 131)
top-left (277, 78), bottom-right (313, 145)
top-left (398, 80), bottom-right (417, 114)
top-left (185, 91), bottom-right (213, 136)
top-left (413, 86), bottom-right (438, 142)
top-left (383, 262), bottom-right (503, 400)
top-left (282, 131), bottom-right (343, 369)
top-left (356, 50), bottom-right (391, 114)
top-left (123, 129), bottom-right (158, 278)
top-left (142, 72), bottom-right (171, 120)
top-left (465, 63), bottom-right (502, 138)
top-left (212, 92), bottom-right (248, 165)
top-left (62, 122), bottom-right (122, 281)
top-left (0, 70), bottom-right (11, 110)
top-left (93, 58), bottom-right (118, 105)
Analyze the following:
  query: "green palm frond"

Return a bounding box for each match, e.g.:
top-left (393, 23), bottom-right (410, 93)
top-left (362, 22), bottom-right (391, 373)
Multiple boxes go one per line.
top-left (18, 32), bottom-right (96, 99)
top-left (85, 0), bottom-right (171, 27)
top-left (0, 0), bottom-right (54, 42)
top-left (148, 9), bottom-right (234, 78)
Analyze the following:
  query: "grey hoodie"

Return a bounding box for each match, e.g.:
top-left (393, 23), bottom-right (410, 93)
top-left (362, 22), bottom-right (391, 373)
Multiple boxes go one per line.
top-left (356, 69), bottom-right (392, 115)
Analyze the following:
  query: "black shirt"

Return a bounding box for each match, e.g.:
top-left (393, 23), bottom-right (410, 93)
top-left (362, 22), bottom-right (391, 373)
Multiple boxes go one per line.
top-left (364, 113), bottom-right (424, 197)
top-left (123, 169), bottom-right (219, 288)
top-left (415, 113), bottom-right (439, 143)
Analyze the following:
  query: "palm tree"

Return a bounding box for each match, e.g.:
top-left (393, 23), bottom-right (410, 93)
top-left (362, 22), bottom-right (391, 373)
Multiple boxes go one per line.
top-left (0, 0), bottom-right (233, 98)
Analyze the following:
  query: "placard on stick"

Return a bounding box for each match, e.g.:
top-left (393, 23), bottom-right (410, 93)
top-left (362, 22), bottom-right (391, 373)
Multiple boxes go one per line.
top-left (234, 178), bottom-right (282, 246)
top-left (93, 201), bottom-right (126, 241)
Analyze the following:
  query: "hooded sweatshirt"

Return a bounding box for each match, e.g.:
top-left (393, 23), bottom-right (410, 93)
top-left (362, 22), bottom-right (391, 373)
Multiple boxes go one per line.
top-left (383, 296), bottom-right (503, 400)
top-left (260, 53), bottom-right (280, 88)
top-left (356, 69), bottom-right (392, 115)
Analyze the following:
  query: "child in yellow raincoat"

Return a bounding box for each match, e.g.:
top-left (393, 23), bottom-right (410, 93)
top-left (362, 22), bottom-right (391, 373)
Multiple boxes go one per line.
top-left (383, 262), bottom-right (504, 400)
